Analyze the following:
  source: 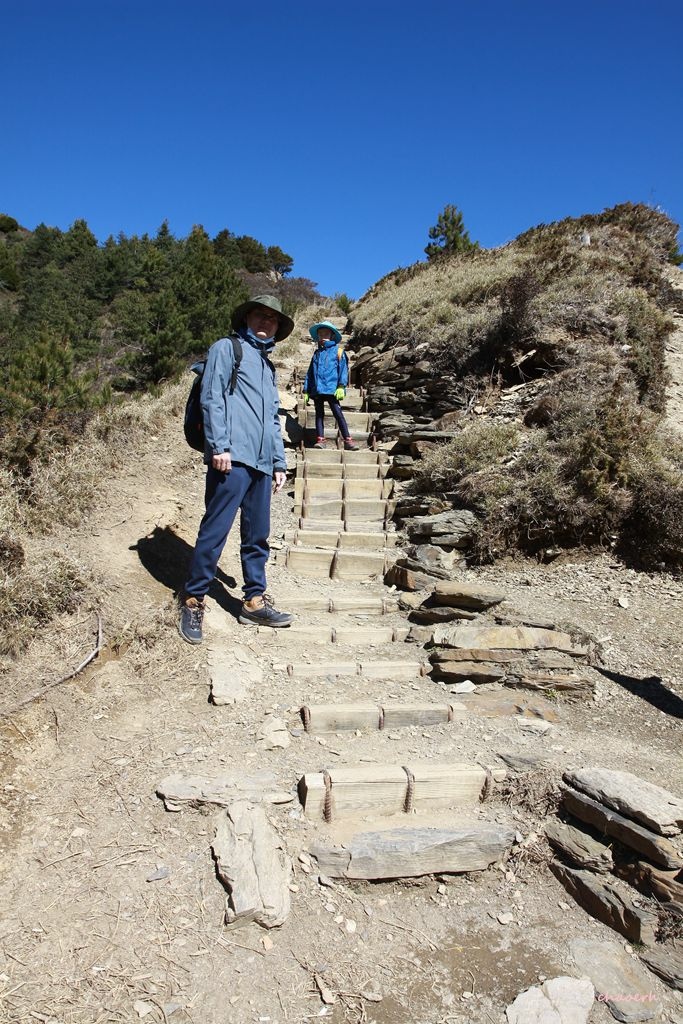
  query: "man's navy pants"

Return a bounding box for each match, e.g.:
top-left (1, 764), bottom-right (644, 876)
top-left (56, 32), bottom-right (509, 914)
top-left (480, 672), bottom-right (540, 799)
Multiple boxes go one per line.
top-left (185, 462), bottom-right (271, 601)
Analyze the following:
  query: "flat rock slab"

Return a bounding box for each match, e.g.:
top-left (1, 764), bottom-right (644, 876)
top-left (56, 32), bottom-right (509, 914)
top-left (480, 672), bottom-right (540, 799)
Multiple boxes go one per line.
top-left (409, 606), bottom-right (477, 624)
top-left (506, 976), bottom-right (594, 1024)
top-left (156, 772), bottom-right (282, 811)
top-left (434, 647), bottom-right (523, 664)
top-left (545, 819), bottom-right (614, 873)
top-left (258, 716), bottom-right (291, 750)
top-left (551, 862), bottom-right (658, 945)
top-left (432, 624), bottom-right (589, 657)
top-left (564, 768), bottom-right (683, 837)
top-left (570, 938), bottom-right (662, 1022)
top-left (210, 660), bottom-right (262, 705)
top-left (431, 660), bottom-right (507, 684)
top-left (431, 581), bottom-right (507, 610)
top-left (639, 946), bottom-right (683, 991)
top-left (562, 786), bottom-right (683, 869)
top-left (212, 800), bottom-right (291, 929)
top-left (309, 824), bottom-right (515, 880)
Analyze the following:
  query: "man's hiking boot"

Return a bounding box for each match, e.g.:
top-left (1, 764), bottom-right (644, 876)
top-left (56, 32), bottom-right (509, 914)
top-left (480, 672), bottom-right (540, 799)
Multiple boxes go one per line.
top-left (344, 438), bottom-right (360, 451)
top-left (239, 593), bottom-right (293, 628)
top-left (179, 596), bottom-right (205, 644)
top-left (313, 437), bottom-right (326, 449)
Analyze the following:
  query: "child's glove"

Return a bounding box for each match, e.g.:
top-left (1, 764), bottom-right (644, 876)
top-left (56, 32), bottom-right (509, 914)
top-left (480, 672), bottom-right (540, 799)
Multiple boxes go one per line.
top-left (303, 393), bottom-right (310, 405)
top-left (334, 387), bottom-right (345, 401)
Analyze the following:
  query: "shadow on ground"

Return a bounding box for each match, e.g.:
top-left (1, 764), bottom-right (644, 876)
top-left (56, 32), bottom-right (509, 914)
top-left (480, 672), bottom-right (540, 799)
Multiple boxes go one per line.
top-left (131, 525), bottom-right (242, 619)
top-left (598, 667), bottom-right (683, 719)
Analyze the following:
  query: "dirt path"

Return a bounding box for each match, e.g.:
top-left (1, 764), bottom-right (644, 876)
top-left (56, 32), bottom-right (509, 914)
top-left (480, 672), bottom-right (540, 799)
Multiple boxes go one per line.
top-left (0, 340), bottom-right (681, 1024)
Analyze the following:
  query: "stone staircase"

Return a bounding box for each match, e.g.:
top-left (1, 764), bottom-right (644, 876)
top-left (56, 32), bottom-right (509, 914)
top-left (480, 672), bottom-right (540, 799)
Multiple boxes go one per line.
top-left (281, 385), bottom-right (400, 581)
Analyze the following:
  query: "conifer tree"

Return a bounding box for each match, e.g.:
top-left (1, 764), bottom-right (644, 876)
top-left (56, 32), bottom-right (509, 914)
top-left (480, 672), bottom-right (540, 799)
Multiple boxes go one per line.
top-left (425, 205), bottom-right (478, 260)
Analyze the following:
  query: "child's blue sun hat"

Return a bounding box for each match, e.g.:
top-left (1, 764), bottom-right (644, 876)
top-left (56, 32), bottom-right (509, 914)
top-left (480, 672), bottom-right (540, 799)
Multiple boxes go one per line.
top-left (309, 320), bottom-right (342, 344)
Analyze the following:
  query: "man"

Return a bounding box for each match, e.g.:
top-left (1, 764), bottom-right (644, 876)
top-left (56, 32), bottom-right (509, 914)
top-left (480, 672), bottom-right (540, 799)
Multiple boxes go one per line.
top-left (179, 294), bottom-right (294, 644)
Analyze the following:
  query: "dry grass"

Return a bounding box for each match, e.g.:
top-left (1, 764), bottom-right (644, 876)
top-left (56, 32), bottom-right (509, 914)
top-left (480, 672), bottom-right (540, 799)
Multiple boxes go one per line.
top-left (352, 204), bottom-right (682, 565)
top-left (0, 380), bottom-right (188, 661)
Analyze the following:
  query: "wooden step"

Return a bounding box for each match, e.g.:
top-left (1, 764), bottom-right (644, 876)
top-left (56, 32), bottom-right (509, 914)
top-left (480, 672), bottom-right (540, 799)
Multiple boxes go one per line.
top-left (301, 702), bottom-right (465, 733)
top-left (305, 410), bottom-right (372, 432)
top-left (299, 461), bottom-right (384, 480)
top-left (285, 546), bottom-right (335, 575)
top-left (284, 595), bottom-right (400, 614)
top-left (294, 478), bottom-right (343, 504)
top-left (298, 518), bottom-right (389, 533)
top-left (256, 625), bottom-right (410, 644)
top-left (344, 499), bottom-right (389, 521)
top-left (285, 529), bottom-right (397, 550)
top-left (299, 762), bottom-right (506, 821)
top-left (332, 549), bottom-right (388, 580)
top-left (273, 659), bottom-right (428, 680)
top-left (343, 479), bottom-right (393, 500)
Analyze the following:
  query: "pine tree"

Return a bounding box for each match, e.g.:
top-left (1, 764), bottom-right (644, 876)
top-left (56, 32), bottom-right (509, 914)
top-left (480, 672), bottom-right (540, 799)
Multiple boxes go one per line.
top-left (425, 205), bottom-right (478, 260)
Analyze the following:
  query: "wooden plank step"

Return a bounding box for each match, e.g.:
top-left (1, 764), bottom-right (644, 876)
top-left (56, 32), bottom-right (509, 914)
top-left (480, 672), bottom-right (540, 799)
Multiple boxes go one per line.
top-left (332, 550), bottom-right (387, 580)
top-left (294, 478), bottom-right (343, 504)
top-left (302, 461), bottom-right (344, 479)
top-left (299, 762), bottom-right (507, 821)
top-left (301, 702), bottom-right (465, 733)
top-left (301, 499), bottom-right (343, 520)
top-left (258, 626), bottom-right (409, 644)
top-left (286, 547), bottom-right (334, 575)
top-left (305, 410), bottom-right (372, 431)
top-left (344, 499), bottom-right (389, 520)
top-left (304, 449), bottom-right (342, 463)
top-left (274, 660), bottom-right (427, 680)
top-left (343, 450), bottom-right (387, 465)
top-left (283, 595), bottom-right (400, 614)
top-left (343, 479), bottom-right (393, 500)
top-left (285, 529), bottom-right (393, 550)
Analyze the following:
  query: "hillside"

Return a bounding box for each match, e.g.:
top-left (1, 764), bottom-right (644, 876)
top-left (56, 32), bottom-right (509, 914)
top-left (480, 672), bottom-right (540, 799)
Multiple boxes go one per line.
top-left (348, 203), bottom-right (683, 567)
top-left (0, 210), bottom-right (682, 1024)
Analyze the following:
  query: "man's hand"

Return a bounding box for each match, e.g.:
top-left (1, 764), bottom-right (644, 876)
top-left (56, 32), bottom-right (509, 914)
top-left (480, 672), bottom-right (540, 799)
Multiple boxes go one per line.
top-left (303, 393), bottom-right (309, 405)
top-left (212, 452), bottom-right (232, 473)
top-left (273, 471), bottom-right (286, 493)
top-left (334, 387), bottom-right (345, 401)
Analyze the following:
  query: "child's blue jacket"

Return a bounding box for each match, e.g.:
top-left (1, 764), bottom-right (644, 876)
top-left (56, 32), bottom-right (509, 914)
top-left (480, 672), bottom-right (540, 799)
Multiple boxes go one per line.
top-left (304, 338), bottom-right (349, 396)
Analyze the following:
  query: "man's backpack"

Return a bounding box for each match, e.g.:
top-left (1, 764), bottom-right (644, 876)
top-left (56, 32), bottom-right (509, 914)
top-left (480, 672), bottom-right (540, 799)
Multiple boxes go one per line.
top-left (183, 337), bottom-right (243, 452)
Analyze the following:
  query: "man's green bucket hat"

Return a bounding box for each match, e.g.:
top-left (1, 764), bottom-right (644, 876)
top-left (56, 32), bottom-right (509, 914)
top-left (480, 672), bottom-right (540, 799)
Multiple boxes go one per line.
top-left (309, 320), bottom-right (342, 345)
top-left (231, 294), bottom-right (294, 342)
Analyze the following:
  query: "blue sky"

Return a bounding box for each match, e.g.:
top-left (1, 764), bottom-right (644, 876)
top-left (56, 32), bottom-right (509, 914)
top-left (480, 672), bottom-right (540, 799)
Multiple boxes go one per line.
top-left (2, 0), bottom-right (682, 298)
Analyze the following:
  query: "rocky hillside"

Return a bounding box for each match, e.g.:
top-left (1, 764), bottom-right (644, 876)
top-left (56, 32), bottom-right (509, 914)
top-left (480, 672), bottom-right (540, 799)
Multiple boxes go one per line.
top-left (348, 204), bottom-right (683, 568)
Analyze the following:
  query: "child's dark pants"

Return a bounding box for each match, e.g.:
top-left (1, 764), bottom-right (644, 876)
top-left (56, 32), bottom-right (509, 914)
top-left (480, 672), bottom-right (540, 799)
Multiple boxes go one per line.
top-left (314, 395), bottom-right (351, 439)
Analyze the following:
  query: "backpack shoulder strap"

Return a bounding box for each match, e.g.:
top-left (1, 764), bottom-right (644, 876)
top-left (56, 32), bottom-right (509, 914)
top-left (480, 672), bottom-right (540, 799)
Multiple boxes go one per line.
top-left (229, 337), bottom-right (243, 394)
top-left (337, 345), bottom-right (344, 361)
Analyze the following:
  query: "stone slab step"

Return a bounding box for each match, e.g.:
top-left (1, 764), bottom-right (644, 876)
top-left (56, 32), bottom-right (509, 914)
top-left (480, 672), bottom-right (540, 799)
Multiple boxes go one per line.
top-left (284, 595), bottom-right (400, 615)
top-left (274, 659), bottom-right (428, 680)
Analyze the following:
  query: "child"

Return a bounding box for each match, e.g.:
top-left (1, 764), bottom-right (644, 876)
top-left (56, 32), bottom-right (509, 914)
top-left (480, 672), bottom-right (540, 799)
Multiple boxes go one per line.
top-left (303, 321), bottom-right (360, 450)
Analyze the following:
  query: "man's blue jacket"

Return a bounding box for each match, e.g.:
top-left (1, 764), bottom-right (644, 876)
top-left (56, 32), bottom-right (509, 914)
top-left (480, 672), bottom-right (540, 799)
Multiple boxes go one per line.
top-left (199, 330), bottom-right (286, 474)
top-left (304, 338), bottom-right (349, 397)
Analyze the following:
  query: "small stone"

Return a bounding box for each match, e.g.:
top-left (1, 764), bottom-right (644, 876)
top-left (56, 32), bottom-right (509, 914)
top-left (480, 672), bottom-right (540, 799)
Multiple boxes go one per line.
top-left (146, 866), bottom-right (170, 882)
top-left (133, 1002), bottom-right (154, 1019)
top-left (261, 936), bottom-right (274, 951)
top-left (453, 680), bottom-right (476, 693)
top-left (318, 874), bottom-right (335, 888)
top-left (462, 991), bottom-right (473, 999)
top-left (617, 596), bottom-right (630, 609)
top-left (498, 912), bottom-right (514, 925)
top-left (345, 918), bottom-right (357, 933)
top-left (437, 884), bottom-right (447, 895)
